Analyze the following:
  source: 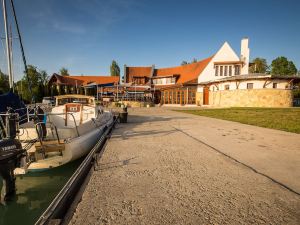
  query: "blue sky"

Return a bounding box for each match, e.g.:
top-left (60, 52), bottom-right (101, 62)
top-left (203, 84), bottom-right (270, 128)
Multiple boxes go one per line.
top-left (0, 0), bottom-right (299, 80)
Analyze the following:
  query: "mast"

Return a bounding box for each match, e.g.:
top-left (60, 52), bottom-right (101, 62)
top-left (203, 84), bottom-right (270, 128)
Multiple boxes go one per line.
top-left (9, 0), bottom-right (34, 103)
top-left (9, 24), bottom-right (14, 92)
top-left (2, 0), bottom-right (13, 90)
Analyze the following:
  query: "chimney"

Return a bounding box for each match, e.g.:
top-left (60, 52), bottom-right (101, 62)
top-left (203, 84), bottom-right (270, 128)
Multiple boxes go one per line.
top-left (240, 37), bottom-right (250, 74)
top-left (123, 64), bottom-right (127, 83)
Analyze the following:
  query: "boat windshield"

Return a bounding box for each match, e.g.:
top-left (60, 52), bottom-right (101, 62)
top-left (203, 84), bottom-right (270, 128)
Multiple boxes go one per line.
top-left (57, 98), bottom-right (89, 106)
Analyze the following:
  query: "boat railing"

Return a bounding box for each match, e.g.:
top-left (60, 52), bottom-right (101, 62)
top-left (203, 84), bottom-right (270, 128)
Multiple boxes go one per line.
top-left (0, 109), bottom-right (80, 147)
top-left (46, 112), bottom-right (80, 137)
top-left (32, 112), bottom-right (80, 152)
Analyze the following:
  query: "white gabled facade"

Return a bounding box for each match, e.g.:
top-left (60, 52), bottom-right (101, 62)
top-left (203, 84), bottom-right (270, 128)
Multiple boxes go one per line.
top-left (197, 38), bottom-right (250, 93)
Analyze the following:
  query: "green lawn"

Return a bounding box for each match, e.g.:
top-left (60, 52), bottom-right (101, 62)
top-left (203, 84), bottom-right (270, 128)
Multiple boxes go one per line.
top-left (175, 108), bottom-right (300, 134)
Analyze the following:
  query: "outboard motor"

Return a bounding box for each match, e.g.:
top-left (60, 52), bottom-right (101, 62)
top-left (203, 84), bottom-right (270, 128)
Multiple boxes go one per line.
top-left (0, 109), bottom-right (25, 201)
top-left (6, 108), bottom-right (18, 139)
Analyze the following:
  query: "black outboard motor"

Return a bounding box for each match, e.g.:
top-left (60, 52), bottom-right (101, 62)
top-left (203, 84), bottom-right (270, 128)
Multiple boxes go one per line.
top-left (0, 139), bottom-right (25, 201)
top-left (6, 108), bottom-right (18, 139)
top-left (0, 109), bottom-right (25, 201)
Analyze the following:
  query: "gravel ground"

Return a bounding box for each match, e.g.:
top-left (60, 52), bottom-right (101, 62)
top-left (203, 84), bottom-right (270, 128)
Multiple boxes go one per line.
top-left (70, 108), bottom-right (300, 225)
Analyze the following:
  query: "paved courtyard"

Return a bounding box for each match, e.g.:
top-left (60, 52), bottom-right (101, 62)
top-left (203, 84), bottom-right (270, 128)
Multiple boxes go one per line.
top-left (70, 108), bottom-right (300, 225)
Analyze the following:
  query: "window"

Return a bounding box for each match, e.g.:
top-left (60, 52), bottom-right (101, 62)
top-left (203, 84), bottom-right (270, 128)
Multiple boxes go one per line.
top-left (215, 66), bottom-right (219, 76)
top-left (229, 66), bottom-right (232, 76)
top-left (234, 65), bottom-right (240, 75)
top-left (247, 83), bottom-right (253, 89)
top-left (220, 66), bottom-right (223, 76)
top-left (273, 83), bottom-right (277, 88)
top-left (225, 84), bottom-right (230, 90)
top-left (224, 66), bottom-right (228, 76)
top-left (171, 77), bottom-right (176, 83)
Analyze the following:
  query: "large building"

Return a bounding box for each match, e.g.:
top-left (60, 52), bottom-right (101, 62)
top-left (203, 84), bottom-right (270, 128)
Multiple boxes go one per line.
top-left (125, 38), bottom-right (299, 107)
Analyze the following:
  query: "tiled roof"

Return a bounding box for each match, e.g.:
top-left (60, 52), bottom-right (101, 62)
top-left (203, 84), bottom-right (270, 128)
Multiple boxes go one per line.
top-left (154, 56), bottom-right (213, 84)
top-left (69, 75), bottom-right (119, 85)
top-left (49, 74), bottom-right (119, 86)
top-left (126, 67), bottom-right (152, 77)
top-left (49, 73), bottom-right (82, 85)
top-left (125, 56), bottom-right (213, 85)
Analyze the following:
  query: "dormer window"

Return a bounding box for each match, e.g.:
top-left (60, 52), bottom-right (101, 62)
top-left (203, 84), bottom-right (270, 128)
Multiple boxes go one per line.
top-left (220, 66), bottom-right (223, 76)
top-left (224, 66), bottom-right (228, 76)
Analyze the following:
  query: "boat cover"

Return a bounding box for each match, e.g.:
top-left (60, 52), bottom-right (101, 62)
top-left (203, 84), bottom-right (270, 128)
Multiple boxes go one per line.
top-left (0, 91), bottom-right (27, 124)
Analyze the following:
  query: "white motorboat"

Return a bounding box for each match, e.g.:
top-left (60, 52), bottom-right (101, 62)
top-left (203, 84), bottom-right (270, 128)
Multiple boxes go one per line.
top-left (17, 95), bottom-right (114, 173)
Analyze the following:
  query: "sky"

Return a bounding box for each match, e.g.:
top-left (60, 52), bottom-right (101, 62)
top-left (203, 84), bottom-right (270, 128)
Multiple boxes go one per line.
top-left (0, 0), bottom-right (299, 81)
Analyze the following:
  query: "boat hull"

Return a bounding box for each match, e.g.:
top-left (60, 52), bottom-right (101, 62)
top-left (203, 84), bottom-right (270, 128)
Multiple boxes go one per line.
top-left (26, 113), bottom-right (113, 172)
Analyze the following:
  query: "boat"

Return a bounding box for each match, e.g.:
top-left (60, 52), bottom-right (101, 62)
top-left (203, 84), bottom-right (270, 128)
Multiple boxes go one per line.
top-left (16, 94), bottom-right (114, 173)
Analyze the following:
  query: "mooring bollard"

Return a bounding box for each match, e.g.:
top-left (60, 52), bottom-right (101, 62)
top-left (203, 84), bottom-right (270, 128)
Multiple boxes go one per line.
top-left (119, 106), bottom-right (128, 123)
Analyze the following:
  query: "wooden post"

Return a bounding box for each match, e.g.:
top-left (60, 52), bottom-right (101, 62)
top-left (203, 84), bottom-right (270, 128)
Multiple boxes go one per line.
top-left (180, 90), bottom-right (182, 105)
top-left (187, 87), bottom-right (189, 104)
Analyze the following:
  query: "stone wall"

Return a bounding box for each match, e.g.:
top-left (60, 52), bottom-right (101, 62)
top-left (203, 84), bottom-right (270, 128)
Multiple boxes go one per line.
top-left (196, 92), bottom-right (203, 106)
top-left (206, 89), bottom-right (293, 107)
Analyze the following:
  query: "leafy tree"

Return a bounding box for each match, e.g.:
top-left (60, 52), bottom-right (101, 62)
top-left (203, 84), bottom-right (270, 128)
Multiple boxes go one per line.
top-left (110, 60), bottom-right (120, 76)
top-left (271, 57), bottom-right (297, 76)
top-left (181, 61), bottom-right (188, 65)
top-left (16, 65), bottom-right (47, 103)
top-left (39, 70), bottom-right (48, 86)
top-left (60, 67), bottom-right (69, 76)
top-left (0, 70), bottom-right (9, 94)
top-left (249, 58), bottom-right (269, 73)
top-left (181, 58), bottom-right (197, 65)
top-left (39, 70), bottom-right (49, 96)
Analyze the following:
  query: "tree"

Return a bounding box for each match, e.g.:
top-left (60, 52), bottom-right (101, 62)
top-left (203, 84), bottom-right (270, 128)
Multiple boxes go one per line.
top-left (0, 70), bottom-right (9, 94)
top-left (60, 67), bottom-right (69, 76)
top-left (271, 57), bottom-right (297, 76)
top-left (181, 58), bottom-right (197, 65)
top-left (181, 61), bottom-right (188, 65)
top-left (249, 58), bottom-right (268, 73)
top-left (16, 65), bottom-right (47, 103)
top-left (110, 60), bottom-right (120, 76)
top-left (39, 70), bottom-right (49, 96)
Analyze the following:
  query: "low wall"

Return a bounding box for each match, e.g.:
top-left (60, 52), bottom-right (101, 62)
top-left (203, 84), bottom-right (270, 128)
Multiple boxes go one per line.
top-left (117, 101), bottom-right (154, 108)
top-left (207, 89), bottom-right (293, 107)
top-left (196, 92), bottom-right (203, 106)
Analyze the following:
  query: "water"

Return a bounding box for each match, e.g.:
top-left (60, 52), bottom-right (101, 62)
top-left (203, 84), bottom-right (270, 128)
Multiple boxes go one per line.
top-left (0, 159), bottom-right (82, 225)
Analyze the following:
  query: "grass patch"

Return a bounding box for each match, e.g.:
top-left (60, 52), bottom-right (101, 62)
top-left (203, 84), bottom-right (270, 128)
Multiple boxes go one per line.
top-left (175, 108), bottom-right (300, 134)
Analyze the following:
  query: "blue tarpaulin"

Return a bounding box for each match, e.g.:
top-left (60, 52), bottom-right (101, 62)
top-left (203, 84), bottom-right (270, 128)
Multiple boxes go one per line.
top-left (0, 92), bottom-right (27, 123)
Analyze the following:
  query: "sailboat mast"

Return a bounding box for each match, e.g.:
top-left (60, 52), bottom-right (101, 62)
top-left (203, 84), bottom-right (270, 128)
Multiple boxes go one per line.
top-left (9, 25), bottom-right (14, 92)
top-left (2, 0), bottom-right (13, 90)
